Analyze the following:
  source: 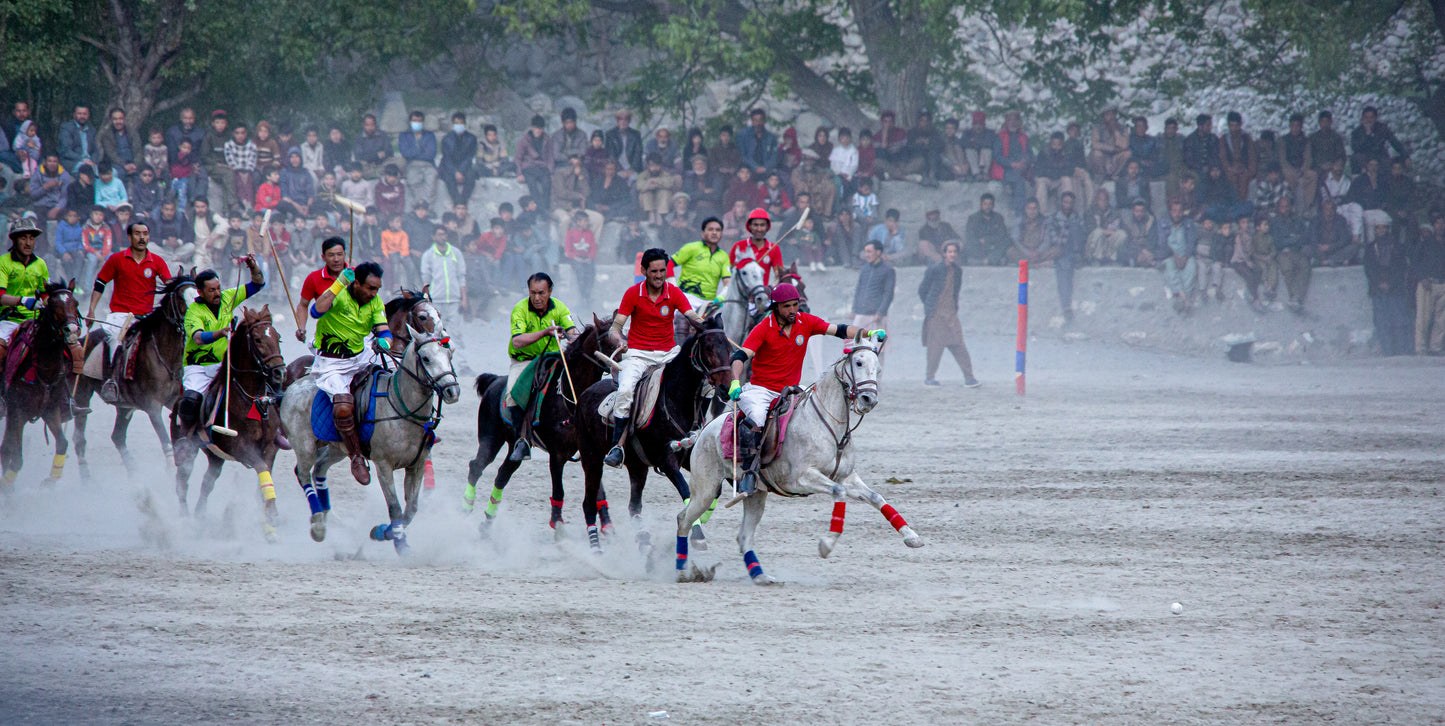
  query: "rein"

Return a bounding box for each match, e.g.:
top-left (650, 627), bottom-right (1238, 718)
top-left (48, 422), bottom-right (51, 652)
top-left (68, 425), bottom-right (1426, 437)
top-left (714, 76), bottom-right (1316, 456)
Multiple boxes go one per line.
top-left (804, 346), bottom-right (879, 479)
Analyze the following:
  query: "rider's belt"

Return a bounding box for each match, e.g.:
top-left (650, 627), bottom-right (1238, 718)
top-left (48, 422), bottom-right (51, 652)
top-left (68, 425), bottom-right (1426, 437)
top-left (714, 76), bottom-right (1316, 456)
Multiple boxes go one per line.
top-left (317, 348), bottom-right (359, 359)
top-left (680, 281), bottom-right (703, 295)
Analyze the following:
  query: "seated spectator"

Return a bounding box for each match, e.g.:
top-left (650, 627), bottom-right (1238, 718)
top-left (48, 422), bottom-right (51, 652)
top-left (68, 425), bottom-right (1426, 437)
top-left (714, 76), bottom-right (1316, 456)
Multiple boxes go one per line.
top-left (1201, 165), bottom-right (1250, 222)
top-left (253, 121), bottom-right (282, 173)
top-left (67, 164), bottom-right (98, 216)
top-left (142, 128), bottom-right (168, 183)
top-left (1229, 211), bottom-right (1278, 311)
top-left (873, 111), bottom-right (907, 178)
top-left (1254, 131), bottom-right (1279, 183)
top-left (81, 205), bottom-right (114, 283)
top-left (478, 124), bottom-right (514, 178)
top-left (1084, 188), bottom-right (1125, 265)
top-left (721, 199), bottom-right (750, 242)
top-left (1118, 199), bottom-right (1157, 267)
top-left (1127, 116), bottom-right (1163, 178)
top-left (856, 129), bottom-right (878, 180)
top-left (1271, 195), bottom-right (1311, 311)
top-left (381, 213), bottom-right (412, 284)
top-left (1088, 108), bottom-right (1131, 181)
top-left (1063, 121), bottom-right (1093, 207)
top-left (851, 177), bottom-right (879, 229)
top-left (1363, 218), bottom-right (1411, 355)
top-left (708, 125), bottom-right (742, 178)
top-left (127, 165), bottom-right (165, 220)
top-left (277, 148), bottom-right (314, 219)
top-left (897, 111), bottom-right (943, 187)
top-left (28, 154), bottom-right (71, 222)
top-left (549, 108), bottom-right (588, 168)
top-left (224, 124), bottom-right (259, 210)
top-left (808, 127), bottom-right (833, 166)
top-left (963, 192), bottom-right (1011, 266)
top-left (605, 109), bottom-right (645, 181)
top-left (1383, 157), bottom-right (1415, 227)
top-left (1250, 165), bottom-right (1287, 212)
top-left (1220, 111), bottom-right (1257, 202)
top-left (169, 140), bottom-right (196, 210)
top-left (617, 217), bottom-right (647, 264)
top-left (1034, 132), bottom-right (1075, 213)
top-left (1183, 114), bottom-right (1221, 181)
top-left (399, 110), bottom-right (439, 204)
top-left (660, 193), bottom-right (696, 250)
top-left (341, 162), bottom-right (376, 210)
top-left (646, 127), bottom-right (680, 170)
top-left (1195, 217), bottom-right (1229, 302)
top-left (1345, 157), bottom-right (1390, 242)
top-left (829, 127), bottom-right (859, 193)
top-left (915, 208), bottom-right (960, 266)
top-left (1321, 159), bottom-right (1362, 240)
top-left (516, 115), bottom-right (553, 208)
top-left (1116, 159), bottom-right (1151, 211)
top-left (780, 191), bottom-right (811, 240)
top-left (1349, 106), bottom-right (1408, 171)
top-left (636, 153), bottom-right (680, 225)
top-left (439, 112), bottom-right (478, 206)
top-left (866, 208), bottom-right (906, 263)
top-left (777, 126), bottom-right (802, 176)
top-left (737, 108), bottom-right (778, 176)
top-left (753, 170), bottom-right (790, 221)
top-left (590, 159), bottom-right (637, 221)
top-left (939, 118), bottom-right (966, 182)
top-left (149, 200), bottom-right (193, 264)
top-left (1160, 117), bottom-right (1185, 194)
top-left (958, 112), bottom-right (997, 182)
top-left (1007, 200), bottom-right (1054, 265)
top-left (791, 151), bottom-right (834, 219)
top-left (724, 167), bottom-right (758, 212)
top-left (581, 130), bottom-right (610, 188)
top-left (827, 207), bottom-right (865, 268)
top-left (94, 162), bottom-right (129, 212)
top-left (998, 111), bottom-right (1032, 216)
top-left (312, 171), bottom-right (341, 217)
top-left (323, 126), bottom-right (352, 178)
top-left (552, 153), bottom-right (604, 238)
top-left (254, 166), bottom-right (281, 214)
top-left (1308, 110), bottom-right (1346, 176)
top-left (1411, 209), bottom-right (1445, 355)
top-left (98, 107), bottom-right (138, 182)
top-left (54, 207), bottom-right (86, 281)
top-left (681, 127), bottom-right (708, 171)
top-left (564, 209), bottom-right (598, 302)
top-left (683, 155), bottom-right (724, 217)
top-left (301, 126), bottom-right (326, 178)
top-left (1154, 199), bottom-right (1199, 313)
top-left (1312, 197), bottom-right (1358, 267)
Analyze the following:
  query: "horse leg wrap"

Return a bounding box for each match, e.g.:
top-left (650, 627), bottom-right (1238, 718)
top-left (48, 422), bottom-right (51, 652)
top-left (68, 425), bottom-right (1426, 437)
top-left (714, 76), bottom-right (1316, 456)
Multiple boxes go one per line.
top-left (258, 471), bottom-right (276, 501)
top-left (315, 478), bottom-right (330, 511)
top-left (698, 499), bottom-right (717, 525)
top-left (743, 550), bottom-right (764, 579)
top-left (301, 480), bottom-right (322, 515)
top-left (597, 499), bottom-right (613, 532)
top-left (49, 454), bottom-right (66, 480)
top-left (676, 536), bottom-right (688, 570)
top-left (484, 486), bottom-right (504, 518)
top-left (423, 459), bottom-right (435, 490)
top-left (880, 504), bottom-right (907, 531)
top-left (587, 524), bottom-right (601, 551)
top-left (463, 483), bottom-right (477, 511)
top-left (548, 497), bottom-right (563, 527)
top-left (389, 522), bottom-right (405, 540)
top-left (830, 501), bottom-right (847, 534)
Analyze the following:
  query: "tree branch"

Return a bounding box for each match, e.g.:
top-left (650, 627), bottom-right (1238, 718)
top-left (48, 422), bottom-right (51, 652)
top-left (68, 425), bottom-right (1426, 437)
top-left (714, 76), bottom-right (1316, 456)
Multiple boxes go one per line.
top-left (153, 79), bottom-right (205, 115)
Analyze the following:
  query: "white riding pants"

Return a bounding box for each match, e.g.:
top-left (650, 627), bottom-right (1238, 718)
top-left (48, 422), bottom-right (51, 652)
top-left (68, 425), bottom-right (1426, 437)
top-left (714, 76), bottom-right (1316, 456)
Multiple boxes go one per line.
top-left (738, 383), bottom-right (780, 428)
top-left (313, 350), bottom-right (376, 396)
top-left (613, 346), bottom-right (678, 417)
top-left (0, 320), bottom-right (19, 345)
top-left (182, 363), bottom-right (221, 393)
top-left (503, 357), bottom-right (531, 408)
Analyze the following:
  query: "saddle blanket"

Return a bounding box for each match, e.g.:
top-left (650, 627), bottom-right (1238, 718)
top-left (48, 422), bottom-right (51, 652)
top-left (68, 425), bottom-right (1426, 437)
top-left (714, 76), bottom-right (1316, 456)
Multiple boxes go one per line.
top-left (718, 408), bottom-right (797, 461)
top-left (310, 369), bottom-right (384, 443)
top-left (596, 364), bottom-right (665, 428)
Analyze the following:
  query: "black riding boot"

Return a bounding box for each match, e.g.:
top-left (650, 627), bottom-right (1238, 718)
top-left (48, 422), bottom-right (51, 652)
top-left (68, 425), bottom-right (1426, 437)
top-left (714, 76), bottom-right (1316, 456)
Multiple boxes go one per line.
top-left (178, 391), bottom-right (203, 433)
top-left (507, 405), bottom-right (531, 462)
top-left (99, 343), bottom-right (120, 404)
top-left (736, 424), bottom-right (762, 495)
top-left (603, 415), bottom-right (629, 468)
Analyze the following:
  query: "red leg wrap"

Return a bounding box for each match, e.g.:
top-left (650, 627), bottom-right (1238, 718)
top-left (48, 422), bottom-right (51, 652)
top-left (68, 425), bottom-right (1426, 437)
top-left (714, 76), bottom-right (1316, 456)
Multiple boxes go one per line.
top-left (880, 503), bottom-right (907, 531)
top-left (829, 501), bottom-right (846, 534)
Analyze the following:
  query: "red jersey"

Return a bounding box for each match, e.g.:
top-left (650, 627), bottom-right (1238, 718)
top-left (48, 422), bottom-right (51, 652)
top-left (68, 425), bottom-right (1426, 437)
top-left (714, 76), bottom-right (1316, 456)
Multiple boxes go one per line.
top-left (564, 229), bottom-right (596, 260)
top-left (255, 181), bottom-right (280, 211)
top-left (618, 282), bottom-right (690, 352)
top-left (300, 267), bottom-right (342, 302)
top-left (96, 250), bottom-right (171, 315)
top-left (729, 239), bottom-right (784, 284)
top-left (742, 311), bottom-right (831, 392)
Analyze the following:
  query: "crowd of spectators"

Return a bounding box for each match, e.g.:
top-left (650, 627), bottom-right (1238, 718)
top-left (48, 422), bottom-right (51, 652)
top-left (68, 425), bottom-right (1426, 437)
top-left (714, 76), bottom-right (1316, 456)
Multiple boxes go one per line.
top-left (0, 99), bottom-right (1441, 354)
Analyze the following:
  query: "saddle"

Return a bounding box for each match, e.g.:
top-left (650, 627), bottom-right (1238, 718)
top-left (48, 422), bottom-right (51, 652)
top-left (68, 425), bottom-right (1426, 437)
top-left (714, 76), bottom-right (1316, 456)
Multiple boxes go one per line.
top-left (501, 353), bottom-right (561, 448)
top-left (310, 366), bottom-right (385, 449)
top-left (719, 385), bottom-right (804, 466)
top-left (596, 362), bottom-right (666, 431)
top-left (2, 320), bottom-right (39, 388)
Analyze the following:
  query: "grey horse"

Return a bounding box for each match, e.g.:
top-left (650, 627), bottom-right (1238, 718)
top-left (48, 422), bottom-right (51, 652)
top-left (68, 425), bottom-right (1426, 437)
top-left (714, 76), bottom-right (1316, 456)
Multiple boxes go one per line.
top-left (280, 326), bottom-right (460, 553)
top-left (719, 259), bottom-right (770, 348)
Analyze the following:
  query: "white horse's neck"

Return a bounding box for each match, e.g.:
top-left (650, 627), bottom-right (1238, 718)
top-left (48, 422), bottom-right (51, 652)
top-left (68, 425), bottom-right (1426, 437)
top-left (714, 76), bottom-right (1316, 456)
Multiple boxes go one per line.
top-left (808, 357), bottom-right (852, 429)
top-left (391, 345), bottom-right (435, 418)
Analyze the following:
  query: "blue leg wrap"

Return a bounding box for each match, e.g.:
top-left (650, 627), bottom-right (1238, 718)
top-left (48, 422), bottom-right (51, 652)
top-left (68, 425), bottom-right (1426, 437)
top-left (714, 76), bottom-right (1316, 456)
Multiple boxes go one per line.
top-left (676, 536), bottom-right (688, 570)
top-left (302, 481), bottom-right (322, 515)
top-left (316, 479), bottom-right (330, 511)
top-left (743, 550), bottom-right (763, 579)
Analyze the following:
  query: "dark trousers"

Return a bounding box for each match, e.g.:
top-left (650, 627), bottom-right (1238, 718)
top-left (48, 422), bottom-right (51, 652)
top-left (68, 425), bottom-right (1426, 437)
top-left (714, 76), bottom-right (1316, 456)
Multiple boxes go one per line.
top-left (1055, 259), bottom-right (1076, 315)
top-left (443, 168), bottom-right (476, 206)
top-left (521, 165), bottom-right (551, 209)
top-left (567, 259), bottom-right (595, 302)
top-left (1373, 291), bottom-right (1412, 356)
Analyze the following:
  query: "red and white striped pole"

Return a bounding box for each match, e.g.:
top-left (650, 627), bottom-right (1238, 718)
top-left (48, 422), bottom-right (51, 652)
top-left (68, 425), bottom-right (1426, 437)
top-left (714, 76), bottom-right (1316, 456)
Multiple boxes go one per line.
top-left (1016, 260), bottom-right (1028, 396)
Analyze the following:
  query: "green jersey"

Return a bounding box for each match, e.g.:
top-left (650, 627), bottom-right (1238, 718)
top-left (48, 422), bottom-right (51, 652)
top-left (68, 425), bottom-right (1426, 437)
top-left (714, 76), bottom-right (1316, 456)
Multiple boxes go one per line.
top-left (671, 241), bottom-right (731, 299)
top-left (315, 286), bottom-right (386, 357)
top-left (507, 297), bottom-right (575, 361)
top-left (183, 286), bottom-right (248, 365)
top-left (0, 251), bottom-right (50, 322)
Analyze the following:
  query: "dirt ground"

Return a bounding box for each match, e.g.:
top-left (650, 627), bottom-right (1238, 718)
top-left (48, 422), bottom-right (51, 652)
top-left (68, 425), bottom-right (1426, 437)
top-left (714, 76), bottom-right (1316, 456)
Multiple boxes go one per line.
top-left (1, 328), bottom-right (1441, 725)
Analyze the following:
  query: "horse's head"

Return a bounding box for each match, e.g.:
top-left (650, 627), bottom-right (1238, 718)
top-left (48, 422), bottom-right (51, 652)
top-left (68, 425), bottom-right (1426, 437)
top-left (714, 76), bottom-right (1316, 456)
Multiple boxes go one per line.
top-left (688, 312), bottom-right (735, 390)
top-left (592, 313), bottom-right (620, 359)
top-left (777, 262), bottom-right (806, 301)
top-left (158, 270), bottom-right (198, 328)
top-left (40, 280), bottom-right (81, 346)
top-left (240, 306), bottom-right (286, 390)
top-left (406, 324), bottom-right (460, 404)
top-left (838, 330), bottom-right (882, 414)
top-left (733, 261), bottom-right (770, 310)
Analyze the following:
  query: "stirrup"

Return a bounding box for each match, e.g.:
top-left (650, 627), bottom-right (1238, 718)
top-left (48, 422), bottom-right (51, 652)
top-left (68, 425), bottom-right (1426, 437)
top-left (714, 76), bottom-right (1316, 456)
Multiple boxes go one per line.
top-left (603, 445), bottom-right (625, 468)
top-left (99, 378), bottom-right (120, 404)
top-left (508, 438), bottom-right (532, 462)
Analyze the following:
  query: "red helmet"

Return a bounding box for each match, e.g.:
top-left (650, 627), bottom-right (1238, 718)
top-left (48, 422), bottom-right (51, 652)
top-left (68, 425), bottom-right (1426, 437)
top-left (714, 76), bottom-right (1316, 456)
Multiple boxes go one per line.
top-left (746, 208), bottom-right (772, 229)
top-left (769, 283), bottom-right (800, 305)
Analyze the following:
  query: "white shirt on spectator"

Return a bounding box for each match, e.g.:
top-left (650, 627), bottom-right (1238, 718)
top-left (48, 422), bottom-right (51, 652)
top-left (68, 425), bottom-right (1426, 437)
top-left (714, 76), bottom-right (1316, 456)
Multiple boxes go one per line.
top-left (340, 177), bottom-right (376, 210)
top-left (830, 144), bottom-right (858, 178)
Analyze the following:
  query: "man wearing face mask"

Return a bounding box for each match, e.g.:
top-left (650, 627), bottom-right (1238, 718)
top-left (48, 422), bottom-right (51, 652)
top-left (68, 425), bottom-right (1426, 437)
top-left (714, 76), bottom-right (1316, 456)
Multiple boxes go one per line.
top-left (438, 112), bottom-right (477, 207)
top-left (398, 111), bottom-right (438, 207)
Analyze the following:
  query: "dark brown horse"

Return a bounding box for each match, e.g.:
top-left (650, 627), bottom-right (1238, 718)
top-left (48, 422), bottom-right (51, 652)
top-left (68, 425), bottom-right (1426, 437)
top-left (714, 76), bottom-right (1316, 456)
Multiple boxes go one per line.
top-left (466, 315), bottom-right (618, 533)
top-left (576, 313), bottom-right (734, 554)
top-left (0, 281), bottom-right (83, 488)
top-left (73, 271), bottom-right (196, 477)
top-left (171, 306), bottom-right (287, 541)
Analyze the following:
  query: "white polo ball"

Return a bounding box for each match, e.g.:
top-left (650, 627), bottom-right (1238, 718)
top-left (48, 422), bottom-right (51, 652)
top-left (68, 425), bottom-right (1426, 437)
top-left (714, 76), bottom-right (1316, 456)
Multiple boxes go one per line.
top-left (1170, 602), bottom-right (1183, 615)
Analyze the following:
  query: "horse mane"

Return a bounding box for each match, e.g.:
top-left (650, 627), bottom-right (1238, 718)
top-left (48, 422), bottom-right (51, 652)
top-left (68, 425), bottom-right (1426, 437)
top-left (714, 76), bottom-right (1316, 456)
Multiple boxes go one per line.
top-left (42, 280), bottom-right (71, 295)
top-left (130, 274), bottom-right (196, 333)
top-left (384, 294), bottom-right (426, 318)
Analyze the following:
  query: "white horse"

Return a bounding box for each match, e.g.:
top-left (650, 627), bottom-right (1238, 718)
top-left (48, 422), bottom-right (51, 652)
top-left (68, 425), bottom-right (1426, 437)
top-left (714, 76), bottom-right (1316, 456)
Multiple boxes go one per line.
top-left (280, 326), bottom-right (461, 553)
top-left (674, 333), bottom-right (923, 584)
top-left (720, 259), bottom-right (771, 346)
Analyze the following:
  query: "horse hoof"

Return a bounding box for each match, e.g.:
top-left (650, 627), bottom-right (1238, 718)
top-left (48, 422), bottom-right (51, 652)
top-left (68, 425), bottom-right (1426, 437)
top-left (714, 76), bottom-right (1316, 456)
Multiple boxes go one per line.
top-left (677, 561), bottom-right (717, 583)
top-left (552, 524), bottom-right (567, 544)
top-left (689, 524), bottom-right (708, 552)
top-left (818, 532), bottom-right (840, 559)
top-left (263, 525), bottom-right (279, 544)
top-left (369, 524), bottom-right (389, 542)
top-left (751, 573), bottom-right (783, 586)
top-left (310, 513), bottom-right (327, 542)
top-left (901, 527), bottom-right (925, 548)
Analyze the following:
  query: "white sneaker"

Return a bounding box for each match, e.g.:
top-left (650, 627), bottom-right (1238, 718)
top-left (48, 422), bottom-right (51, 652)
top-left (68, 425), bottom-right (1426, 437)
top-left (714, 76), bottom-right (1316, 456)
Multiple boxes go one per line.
top-left (816, 262), bottom-right (827, 272)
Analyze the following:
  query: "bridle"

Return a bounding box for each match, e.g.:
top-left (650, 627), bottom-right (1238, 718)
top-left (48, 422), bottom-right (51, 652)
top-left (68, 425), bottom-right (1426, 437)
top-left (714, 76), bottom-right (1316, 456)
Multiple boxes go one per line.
top-left (688, 327), bottom-right (733, 385)
top-left (42, 288), bottom-right (83, 348)
top-left (722, 260), bottom-right (769, 310)
top-left (230, 317), bottom-right (287, 402)
top-left (805, 344), bottom-right (881, 479)
top-left (834, 344), bottom-right (880, 413)
top-left (379, 332), bottom-right (457, 468)
top-left (159, 280), bottom-right (197, 332)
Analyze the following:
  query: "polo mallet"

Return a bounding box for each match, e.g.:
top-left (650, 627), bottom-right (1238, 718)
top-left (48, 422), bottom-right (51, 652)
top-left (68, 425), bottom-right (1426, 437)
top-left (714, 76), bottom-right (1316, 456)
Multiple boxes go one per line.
top-left (210, 263), bottom-right (245, 437)
top-left (334, 195), bottom-right (366, 267)
top-left (771, 206), bottom-right (810, 247)
top-left (260, 209), bottom-right (301, 333)
top-left (553, 329), bottom-right (578, 403)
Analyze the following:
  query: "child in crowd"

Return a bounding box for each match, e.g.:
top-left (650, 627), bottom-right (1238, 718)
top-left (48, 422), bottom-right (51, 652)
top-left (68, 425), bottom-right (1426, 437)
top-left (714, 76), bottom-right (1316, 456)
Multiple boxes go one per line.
top-left (82, 205), bottom-right (114, 287)
top-left (796, 213), bottom-right (825, 272)
top-left (95, 163), bottom-right (129, 213)
top-left (478, 125), bottom-right (513, 177)
top-left (127, 166), bottom-right (165, 220)
top-left (618, 217), bottom-right (647, 264)
top-left (374, 164), bottom-right (405, 219)
top-left (856, 129), bottom-right (877, 180)
top-left (143, 128), bottom-right (169, 183)
top-left (851, 176), bottom-right (879, 229)
top-left (255, 166), bottom-right (281, 213)
top-left (563, 210), bottom-right (596, 302)
top-left (381, 214), bottom-right (411, 284)
top-left (340, 162), bottom-right (375, 210)
top-left (55, 207), bottom-right (86, 282)
top-left (170, 139), bottom-right (196, 209)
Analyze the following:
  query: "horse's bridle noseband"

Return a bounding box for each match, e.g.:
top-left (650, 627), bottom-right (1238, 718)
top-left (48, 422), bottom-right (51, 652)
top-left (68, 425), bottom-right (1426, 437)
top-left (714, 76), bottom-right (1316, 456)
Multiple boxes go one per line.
top-left (836, 345), bottom-right (880, 414)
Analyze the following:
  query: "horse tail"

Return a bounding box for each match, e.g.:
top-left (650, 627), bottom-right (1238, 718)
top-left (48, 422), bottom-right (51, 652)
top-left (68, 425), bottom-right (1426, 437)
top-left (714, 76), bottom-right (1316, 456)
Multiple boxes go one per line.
top-left (474, 373), bottom-right (499, 397)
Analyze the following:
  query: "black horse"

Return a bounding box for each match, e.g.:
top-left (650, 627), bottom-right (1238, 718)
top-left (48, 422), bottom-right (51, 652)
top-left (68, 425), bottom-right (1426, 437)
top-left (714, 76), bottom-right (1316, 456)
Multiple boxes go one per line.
top-left (0, 281), bottom-right (83, 488)
top-left (576, 313), bottom-right (734, 554)
top-left (466, 316), bottom-right (618, 532)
